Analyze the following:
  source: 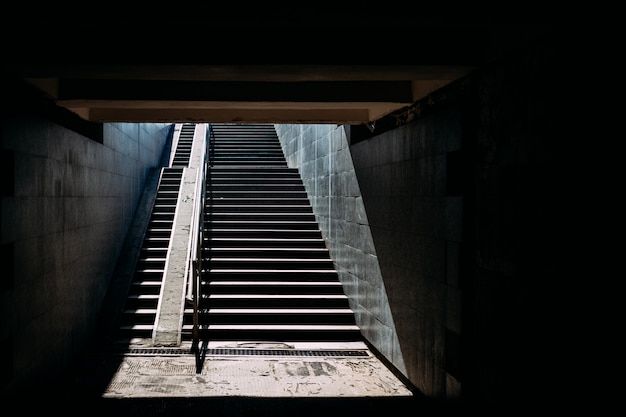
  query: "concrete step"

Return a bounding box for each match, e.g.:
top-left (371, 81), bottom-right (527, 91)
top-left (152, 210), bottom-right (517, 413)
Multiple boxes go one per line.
top-left (204, 269), bottom-right (340, 281)
top-left (208, 182), bottom-right (302, 189)
top-left (209, 190), bottom-right (309, 198)
top-left (207, 281), bottom-right (344, 294)
top-left (152, 203), bottom-right (177, 212)
top-left (210, 195), bottom-right (311, 205)
top-left (183, 324), bottom-right (362, 342)
top-left (203, 247), bottom-right (330, 259)
top-left (207, 258), bottom-right (335, 270)
top-left (135, 257), bottom-right (166, 268)
top-left (208, 204), bottom-right (313, 212)
top-left (189, 308), bottom-right (357, 324)
top-left (208, 213), bottom-right (316, 222)
top-left (204, 294), bottom-right (351, 308)
top-left (207, 220), bottom-right (320, 230)
top-left (209, 178), bottom-right (304, 185)
top-left (120, 308), bottom-right (157, 324)
top-left (128, 278), bottom-right (163, 295)
top-left (142, 237), bottom-right (171, 248)
top-left (139, 247), bottom-right (168, 257)
top-left (118, 323), bottom-right (154, 338)
top-left (124, 294), bottom-right (160, 309)
top-left (209, 172), bottom-right (301, 179)
top-left (144, 227), bottom-right (173, 238)
top-left (207, 237), bottom-right (327, 248)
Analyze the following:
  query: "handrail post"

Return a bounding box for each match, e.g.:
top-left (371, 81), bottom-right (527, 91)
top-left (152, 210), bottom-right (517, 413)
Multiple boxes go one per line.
top-left (191, 259), bottom-right (199, 351)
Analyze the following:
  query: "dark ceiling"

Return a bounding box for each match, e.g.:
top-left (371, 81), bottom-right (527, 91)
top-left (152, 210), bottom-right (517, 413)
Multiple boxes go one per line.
top-left (1, 21), bottom-right (552, 125)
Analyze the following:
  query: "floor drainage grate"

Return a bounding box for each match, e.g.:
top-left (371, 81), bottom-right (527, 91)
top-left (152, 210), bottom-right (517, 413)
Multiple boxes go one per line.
top-left (209, 348), bottom-right (369, 357)
top-left (125, 348), bottom-right (193, 356)
top-left (118, 348), bottom-right (369, 357)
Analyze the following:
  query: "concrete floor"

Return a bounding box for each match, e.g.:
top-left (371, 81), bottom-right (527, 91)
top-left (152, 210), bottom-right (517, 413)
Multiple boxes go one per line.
top-left (21, 339), bottom-right (429, 416)
top-left (90, 340), bottom-right (412, 399)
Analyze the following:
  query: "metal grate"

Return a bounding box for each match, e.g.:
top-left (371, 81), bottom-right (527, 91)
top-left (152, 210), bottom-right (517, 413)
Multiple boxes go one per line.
top-left (125, 348), bottom-right (193, 356)
top-left (209, 348), bottom-right (369, 357)
top-left (119, 348), bottom-right (369, 357)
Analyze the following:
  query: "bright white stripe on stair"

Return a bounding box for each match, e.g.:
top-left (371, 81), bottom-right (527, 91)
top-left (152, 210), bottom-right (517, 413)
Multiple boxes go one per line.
top-left (207, 248), bottom-right (328, 252)
top-left (210, 212), bottom-right (311, 214)
top-left (209, 281), bottom-right (341, 286)
top-left (123, 309), bottom-right (157, 314)
top-left (208, 294), bottom-right (348, 299)
top-left (209, 221), bottom-right (317, 224)
top-left (209, 258), bottom-right (332, 262)
top-left (119, 324), bottom-right (154, 330)
top-left (207, 269), bottom-right (338, 273)
top-left (208, 308), bottom-right (353, 314)
top-left (204, 324), bottom-right (360, 330)
top-left (209, 238), bottom-right (324, 242)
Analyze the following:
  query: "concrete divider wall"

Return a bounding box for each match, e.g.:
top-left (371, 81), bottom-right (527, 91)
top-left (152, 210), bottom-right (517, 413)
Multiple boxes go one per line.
top-left (0, 115), bottom-right (171, 394)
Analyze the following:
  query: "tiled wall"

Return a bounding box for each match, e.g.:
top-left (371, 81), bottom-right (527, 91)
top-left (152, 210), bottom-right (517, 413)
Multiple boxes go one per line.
top-left (348, 110), bottom-right (463, 399)
top-left (275, 122), bottom-right (462, 397)
top-left (0, 116), bottom-right (170, 393)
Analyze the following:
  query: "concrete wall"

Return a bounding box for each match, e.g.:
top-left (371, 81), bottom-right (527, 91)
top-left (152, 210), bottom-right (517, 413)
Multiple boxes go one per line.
top-left (0, 114), bottom-right (170, 394)
top-left (348, 111), bottom-right (463, 400)
top-left (277, 124), bottom-right (404, 371)
top-left (275, 30), bottom-right (558, 402)
top-left (276, 120), bottom-right (460, 399)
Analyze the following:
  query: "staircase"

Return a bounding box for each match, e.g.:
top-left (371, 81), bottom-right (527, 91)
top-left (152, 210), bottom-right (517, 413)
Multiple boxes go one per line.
top-left (69, 123), bottom-right (415, 412)
top-left (116, 123), bottom-right (196, 342)
top-left (182, 123), bottom-right (362, 343)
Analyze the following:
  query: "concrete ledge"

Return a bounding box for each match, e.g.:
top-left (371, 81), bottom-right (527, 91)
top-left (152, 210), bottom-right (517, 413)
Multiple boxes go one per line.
top-left (153, 124), bottom-right (207, 346)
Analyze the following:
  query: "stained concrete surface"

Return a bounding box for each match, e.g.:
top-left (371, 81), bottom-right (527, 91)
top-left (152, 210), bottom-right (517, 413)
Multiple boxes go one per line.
top-left (15, 340), bottom-right (435, 416)
top-left (98, 342), bottom-right (411, 399)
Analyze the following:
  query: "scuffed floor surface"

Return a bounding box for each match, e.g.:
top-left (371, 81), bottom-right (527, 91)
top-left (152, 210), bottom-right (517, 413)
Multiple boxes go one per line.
top-left (101, 352), bottom-right (412, 398)
top-left (13, 342), bottom-right (433, 416)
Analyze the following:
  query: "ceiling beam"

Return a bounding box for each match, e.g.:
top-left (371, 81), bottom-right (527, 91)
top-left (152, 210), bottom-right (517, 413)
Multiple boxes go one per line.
top-left (75, 107), bottom-right (375, 124)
